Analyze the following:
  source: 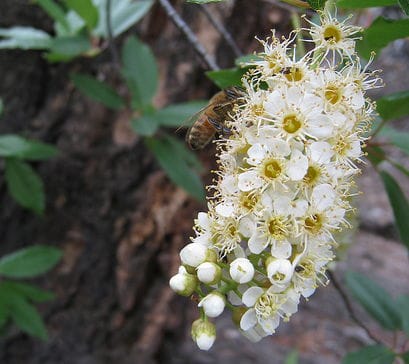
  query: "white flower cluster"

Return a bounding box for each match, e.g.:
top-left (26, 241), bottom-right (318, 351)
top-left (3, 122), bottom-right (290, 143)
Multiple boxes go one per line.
top-left (170, 10), bottom-right (381, 350)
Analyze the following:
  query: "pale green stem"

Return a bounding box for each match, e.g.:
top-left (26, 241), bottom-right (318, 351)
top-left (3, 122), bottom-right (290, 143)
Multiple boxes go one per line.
top-left (291, 11), bottom-right (306, 59)
top-left (280, 0), bottom-right (310, 8)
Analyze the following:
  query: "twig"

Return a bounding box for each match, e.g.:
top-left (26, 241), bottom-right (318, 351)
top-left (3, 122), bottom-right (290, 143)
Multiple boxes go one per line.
top-left (106, 0), bottom-right (120, 68)
top-left (158, 0), bottom-right (220, 71)
top-left (198, 4), bottom-right (243, 58)
top-left (328, 270), bottom-right (384, 345)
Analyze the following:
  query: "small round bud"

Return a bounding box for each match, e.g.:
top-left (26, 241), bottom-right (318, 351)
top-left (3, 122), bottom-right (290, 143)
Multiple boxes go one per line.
top-left (266, 258), bottom-right (294, 286)
top-left (191, 319), bottom-right (216, 351)
top-left (230, 258), bottom-right (254, 284)
top-left (180, 243), bottom-right (207, 267)
top-left (198, 292), bottom-right (226, 318)
top-left (169, 266), bottom-right (198, 297)
top-left (197, 262), bottom-right (222, 285)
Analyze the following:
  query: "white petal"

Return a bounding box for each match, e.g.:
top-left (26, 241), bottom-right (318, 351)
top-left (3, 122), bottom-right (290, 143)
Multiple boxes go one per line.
top-left (260, 315), bottom-right (280, 334)
top-left (240, 309), bottom-right (258, 331)
top-left (287, 150), bottom-right (308, 180)
top-left (215, 202), bottom-right (234, 217)
top-left (312, 184), bottom-right (336, 211)
top-left (242, 287), bottom-right (264, 307)
top-left (307, 115), bottom-right (333, 138)
top-left (309, 141), bottom-right (334, 164)
top-left (247, 144), bottom-right (266, 165)
top-left (269, 139), bottom-right (291, 156)
top-left (271, 241), bottom-right (292, 259)
top-left (273, 196), bottom-right (292, 216)
top-left (292, 199), bottom-right (308, 217)
top-left (239, 216), bottom-right (256, 238)
top-left (248, 233), bottom-right (268, 254)
top-left (287, 86), bottom-right (303, 105)
top-left (238, 171), bottom-right (263, 192)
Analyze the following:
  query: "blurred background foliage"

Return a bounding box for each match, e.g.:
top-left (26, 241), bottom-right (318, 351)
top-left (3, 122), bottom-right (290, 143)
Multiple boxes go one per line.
top-left (0, 0), bottom-right (408, 363)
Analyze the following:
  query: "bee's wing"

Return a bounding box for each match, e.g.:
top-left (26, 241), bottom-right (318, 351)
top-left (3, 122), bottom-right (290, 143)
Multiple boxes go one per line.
top-left (175, 103), bottom-right (211, 134)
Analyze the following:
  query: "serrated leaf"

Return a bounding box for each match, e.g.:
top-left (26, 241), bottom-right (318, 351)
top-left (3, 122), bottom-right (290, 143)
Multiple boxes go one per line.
top-left (0, 135), bottom-right (58, 160)
top-left (154, 101), bottom-right (208, 127)
top-left (337, 0), bottom-right (397, 8)
top-left (49, 35), bottom-right (91, 57)
top-left (398, 0), bottom-right (409, 15)
top-left (64, 0), bottom-right (98, 29)
top-left (145, 135), bottom-right (205, 201)
top-left (8, 295), bottom-right (48, 340)
top-left (5, 158), bottom-right (45, 214)
top-left (34, 0), bottom-right (70, 32)
top-left (121, 36), bottom-right (158, 110)
top-left (0, 27), bottom-right (52, 50)
top-left (396, 295), bottom-right (409, 337)
top-left (93, 0), bottom-right (153, 38)
top-left (307, 0), bottom-right (327, 10)
top-left (358, 17), bottom-right (409, 59)
top-left (206, 68), bottom-right (245, 89)
top-left (345, 271), bottom-right (402, 330)
top-left (342, 345), bottom-right (395, 364)
top-left (0, 245), bottom-right (62, 279)
top-left (376, 90), bottom-right (409, 121)
top-left (71, 73), bottom-right (125, 110)
top-left (0, 281), bottom-right (54, 303)
top-left (380, 171), bottom-right (409, 250)
top-left (131, 114), bottom-right (159, 136)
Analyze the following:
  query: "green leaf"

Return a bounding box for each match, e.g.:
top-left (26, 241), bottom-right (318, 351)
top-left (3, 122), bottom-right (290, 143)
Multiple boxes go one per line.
top-left (396, 295), bottom-right (409, 337)
top-left (8, 295), bottom-right (48, 340)
top-left (365, 146), bottom-right (385, 166)
top-left (186, 0), bottom-right (224, 3)
top-left (0, 245), bottom-right (62, 279)
top-left (0, 281), bottom-right (54, 303)
top-left (48, 35), bottom-right (91, 57)
top-left (93, 0), bottom-right (153, 38)
top-left (284, 350), bottom-right (298, 364)
top-left (131, 114), bottom-right (159, 136)
top-left (358, 17), bottom-right (409, 59)
top-left (398, 0), bottom-right (409, 15)
top-left (64, 0), bottom-right (98, 29)
top-left (337, 0), bottom-right (397, 8)
top-left (145, 135), bottom-right (205, 201)
top-left (342, 345), bottom-right (395, 364)
top-left (0, 27), bottom-right (52, 50)
top-left (379, 127), bottom-right (409, 156)
top-left (206, 68), bottom-right (245, 89)
top-left (121, 36), bottom-right (158, 110)
top-left (154, 101), bottom-right (208, 127)
top-left (401, 351), bottom-right (409, 364)
top-left (345, 271), bottom-right (401, 330)
top-left (5, 158), bottom-right (45, 214)
top-left (380, 171), bottom-right (409, 250)
top-left (307, 0), bottom-right (327, 10)
top-left (0, 135), bottom-right (58, 160)
top-left (71, 73), bottom-right (125, 110)
top-left (0, 299), bottom-right (9, 329)
top-left (376, 90), bottom-right (409, 121)
top-left (34, 0), bottom-right (70, 32)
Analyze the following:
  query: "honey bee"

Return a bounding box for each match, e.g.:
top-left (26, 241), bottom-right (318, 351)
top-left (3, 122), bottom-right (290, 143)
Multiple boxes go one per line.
top-left (186, 87), bottom-right (244, 150)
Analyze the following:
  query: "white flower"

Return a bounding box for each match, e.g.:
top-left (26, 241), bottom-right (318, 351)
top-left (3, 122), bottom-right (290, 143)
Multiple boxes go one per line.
top-left (266, 258), bottom-right (294, 290)
top-left (198, 292), bottom-right (226, 318)
top-left (180, 243), bottom-right (208, 267)
top-left (191, 319), bottom-right (216, 351)
top-left (197, 262), bottom-right (221, 285)
top-left (230, 258), bottom-right (255, 283)
top-left (169, 266), bottom-right (197, 297)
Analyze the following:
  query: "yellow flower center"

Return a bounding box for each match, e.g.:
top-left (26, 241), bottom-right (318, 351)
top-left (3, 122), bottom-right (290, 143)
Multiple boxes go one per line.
top-left (263, 159), bottom-right (282, 179)
top-left (283, 114), bottom-right (302, 134)
top-left (303, 166), bottom-right (321, 185)
top-left (304, 214), bottom-right (323, 234)
top-left (252, 104), bottom-right (265, 116)
top-left (325, 85), bottom-right (342, 104)
top-left (240, 192), bottom-right (259, 211)
top-left (283, 66), bottom-right (304, 82)
top-left (267, 217), bottom-right (287, 240)
top-left (323, 25), bottom-right (342, 44)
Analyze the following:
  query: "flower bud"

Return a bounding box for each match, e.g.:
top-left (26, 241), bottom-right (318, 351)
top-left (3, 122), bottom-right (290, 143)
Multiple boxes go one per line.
top-left (180, 243), bottom-right (208, 267)
top-left (197, 262), bottom-right (222, 285)
top-left (169, 266), bottom-right (197, 297)
top-left (230, 258), bottom-right (254, 283)
top-left (198, 292), bottom-right (226, 318)
top-left (191, 319), bottom-right (216, 351)
top-left (266, 257), bottom-right (294, 286)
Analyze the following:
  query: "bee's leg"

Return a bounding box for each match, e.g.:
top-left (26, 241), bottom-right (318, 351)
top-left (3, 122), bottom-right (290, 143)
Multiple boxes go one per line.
top-left (209, 118), bottom-right (232, 137)
top-left (222, 126), bottom-right (232, 136)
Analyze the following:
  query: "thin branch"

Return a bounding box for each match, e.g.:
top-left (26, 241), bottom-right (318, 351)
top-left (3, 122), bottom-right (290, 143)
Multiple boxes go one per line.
top-left (198, 4), bottom-right (243, 58)
top-left (158, 0), bottom-right (220, 71)
top-left (328, 270), bottom-right (384, 345)
top-left (106, 0), bottom-right (120, 68)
